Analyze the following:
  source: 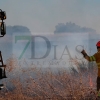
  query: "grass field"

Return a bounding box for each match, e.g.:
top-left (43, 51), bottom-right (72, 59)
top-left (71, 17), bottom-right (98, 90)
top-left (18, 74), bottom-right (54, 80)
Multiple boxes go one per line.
top-left (0, 57), bottom-right (98, 100)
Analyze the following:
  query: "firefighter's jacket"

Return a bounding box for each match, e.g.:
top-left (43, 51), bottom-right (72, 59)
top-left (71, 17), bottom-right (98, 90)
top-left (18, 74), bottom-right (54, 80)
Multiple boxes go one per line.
top-left (90, 51), bottom-right (100, 77)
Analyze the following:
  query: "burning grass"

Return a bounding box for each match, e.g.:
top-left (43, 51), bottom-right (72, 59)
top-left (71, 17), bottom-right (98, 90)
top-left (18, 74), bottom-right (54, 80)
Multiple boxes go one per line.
top-left (0, 57), bottom-right (98, 100)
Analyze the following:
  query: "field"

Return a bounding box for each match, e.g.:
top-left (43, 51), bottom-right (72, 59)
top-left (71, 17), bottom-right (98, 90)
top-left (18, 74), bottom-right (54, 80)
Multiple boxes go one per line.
top-left (0, 57), bottom-right (98, 100)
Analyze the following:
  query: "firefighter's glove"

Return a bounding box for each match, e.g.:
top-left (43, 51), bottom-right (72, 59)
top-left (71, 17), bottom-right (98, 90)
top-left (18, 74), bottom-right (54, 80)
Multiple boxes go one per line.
top-left (81, 50), bottom-right (87, 57)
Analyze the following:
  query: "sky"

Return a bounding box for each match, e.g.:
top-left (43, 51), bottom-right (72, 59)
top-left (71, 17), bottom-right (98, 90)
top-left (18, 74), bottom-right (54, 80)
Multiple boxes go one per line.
top-left (0, 0), bottom-right (100, 35)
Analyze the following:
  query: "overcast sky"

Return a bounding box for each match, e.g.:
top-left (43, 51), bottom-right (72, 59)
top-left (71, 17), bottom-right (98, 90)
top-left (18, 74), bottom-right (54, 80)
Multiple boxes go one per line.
top-left (0, 0), bottom-right (100, 35)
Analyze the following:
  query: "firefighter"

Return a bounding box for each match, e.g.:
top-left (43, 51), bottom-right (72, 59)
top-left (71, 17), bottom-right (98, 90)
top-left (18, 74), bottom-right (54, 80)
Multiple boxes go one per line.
top-left (81, 41), bottom-right (100, 97)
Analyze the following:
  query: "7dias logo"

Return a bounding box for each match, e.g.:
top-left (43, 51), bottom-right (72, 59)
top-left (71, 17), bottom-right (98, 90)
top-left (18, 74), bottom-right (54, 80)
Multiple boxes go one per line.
top-left (13, 35), bottom-right (84, 60)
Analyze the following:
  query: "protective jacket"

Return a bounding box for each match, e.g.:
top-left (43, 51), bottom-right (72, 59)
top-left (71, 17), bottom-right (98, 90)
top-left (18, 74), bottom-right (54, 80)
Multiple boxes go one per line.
top-left (90, 51), bottom-right (100, 76)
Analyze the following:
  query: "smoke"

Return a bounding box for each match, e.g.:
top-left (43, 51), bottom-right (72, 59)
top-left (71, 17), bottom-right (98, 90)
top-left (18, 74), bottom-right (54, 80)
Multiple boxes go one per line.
top-left (0, 25), bottom-right (31, 61)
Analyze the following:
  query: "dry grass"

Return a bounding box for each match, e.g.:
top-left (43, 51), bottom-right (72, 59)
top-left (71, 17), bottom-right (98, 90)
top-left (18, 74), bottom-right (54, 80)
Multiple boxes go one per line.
top-left (0, 57), bottom-right (98, 100)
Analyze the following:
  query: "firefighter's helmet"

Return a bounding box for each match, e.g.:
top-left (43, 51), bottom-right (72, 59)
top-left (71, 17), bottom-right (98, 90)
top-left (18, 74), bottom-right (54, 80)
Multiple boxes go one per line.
top-left (96, 41), bottom-right (100, 47)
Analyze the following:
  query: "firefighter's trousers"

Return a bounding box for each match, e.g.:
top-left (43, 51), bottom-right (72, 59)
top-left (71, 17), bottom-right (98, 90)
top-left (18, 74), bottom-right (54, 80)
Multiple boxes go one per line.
top-left (97, 76), bottom-right (100, 91)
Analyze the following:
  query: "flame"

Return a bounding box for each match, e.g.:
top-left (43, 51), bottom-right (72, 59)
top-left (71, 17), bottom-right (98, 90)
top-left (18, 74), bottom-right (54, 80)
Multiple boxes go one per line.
top-left (89, 77), bottom-right (93, 87)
